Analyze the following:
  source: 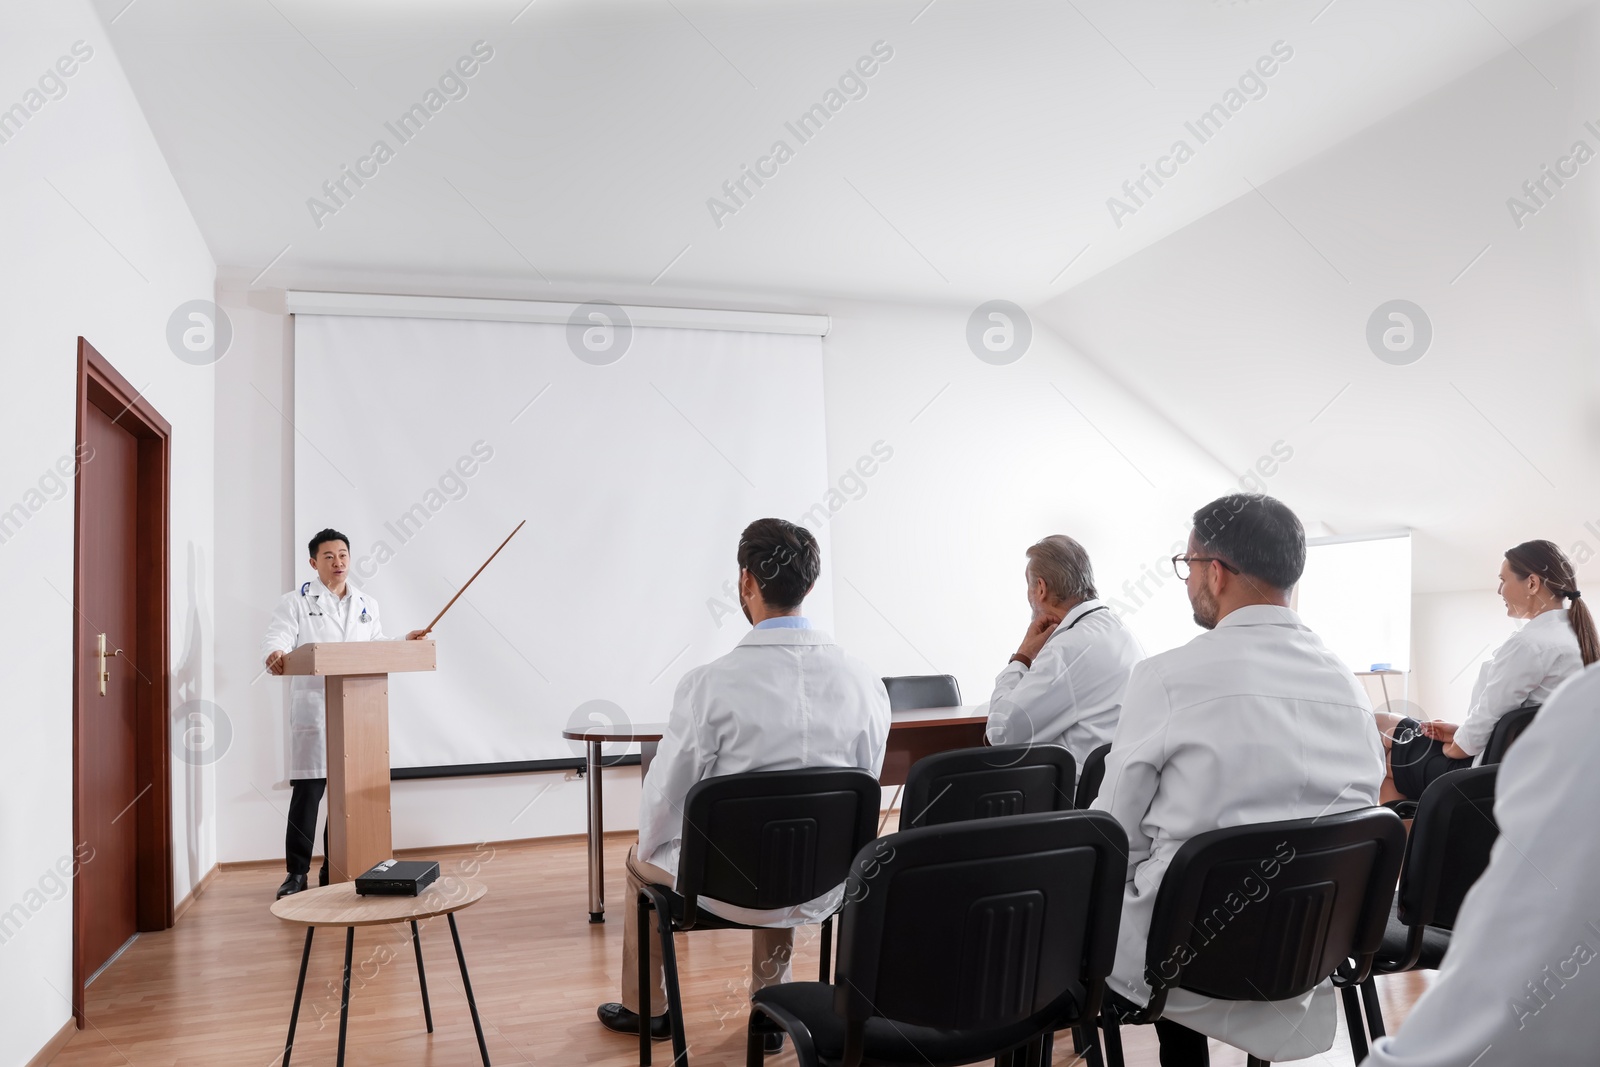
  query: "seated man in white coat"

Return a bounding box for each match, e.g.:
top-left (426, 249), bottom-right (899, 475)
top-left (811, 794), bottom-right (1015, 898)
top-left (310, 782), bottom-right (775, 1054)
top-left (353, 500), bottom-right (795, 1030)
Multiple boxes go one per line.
top-left (596, 518), bottom-right (890, 1048)
top-left (1092, 493), bottom-right (1384, 1066)
top-left (1364, 661), bottom-right (1600, 1066)
top-left (984, 534), bottom-right (1144, 782)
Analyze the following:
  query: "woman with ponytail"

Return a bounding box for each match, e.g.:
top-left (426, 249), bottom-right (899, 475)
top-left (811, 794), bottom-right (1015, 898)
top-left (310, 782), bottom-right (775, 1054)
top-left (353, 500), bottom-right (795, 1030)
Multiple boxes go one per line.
top-left (1378, 540), bottom-right (1595, 803)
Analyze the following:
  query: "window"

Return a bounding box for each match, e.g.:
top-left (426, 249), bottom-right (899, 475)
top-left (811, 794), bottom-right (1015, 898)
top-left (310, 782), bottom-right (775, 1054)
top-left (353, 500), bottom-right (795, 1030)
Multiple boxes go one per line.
top-left (1295, 532), bottom-right (1411, 673)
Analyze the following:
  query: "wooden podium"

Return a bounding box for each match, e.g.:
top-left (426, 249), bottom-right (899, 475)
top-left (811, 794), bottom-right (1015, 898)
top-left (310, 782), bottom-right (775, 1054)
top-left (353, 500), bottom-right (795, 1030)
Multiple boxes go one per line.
top-left (280, 640), bottom-right (436, 883)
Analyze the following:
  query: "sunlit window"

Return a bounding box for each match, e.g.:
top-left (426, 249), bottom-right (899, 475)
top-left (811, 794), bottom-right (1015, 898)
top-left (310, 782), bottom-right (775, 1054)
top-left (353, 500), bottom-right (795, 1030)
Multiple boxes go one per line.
top-left (1295, 532), bottom-right (1411, 674)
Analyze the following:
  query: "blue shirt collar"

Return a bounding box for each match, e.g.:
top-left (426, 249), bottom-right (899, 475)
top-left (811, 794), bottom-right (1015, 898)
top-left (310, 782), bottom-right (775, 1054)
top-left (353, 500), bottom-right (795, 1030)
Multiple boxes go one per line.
top-left (754, 615), bottom-right (811, 630)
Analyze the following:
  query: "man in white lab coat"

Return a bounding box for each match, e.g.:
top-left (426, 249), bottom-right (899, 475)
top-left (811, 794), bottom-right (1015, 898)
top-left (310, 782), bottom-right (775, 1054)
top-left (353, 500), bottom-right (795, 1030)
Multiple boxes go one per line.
top-left (1362, 661), bottom-right (1600, 1066)
top-left (262, 528), bottom-right (425, 898)
top-left (1092, 493), bottom-right (1385, 1065)
top-left (985, 534), bottom-right (1145, 783)
top-left (596, 518), bottom-right (890, 1049)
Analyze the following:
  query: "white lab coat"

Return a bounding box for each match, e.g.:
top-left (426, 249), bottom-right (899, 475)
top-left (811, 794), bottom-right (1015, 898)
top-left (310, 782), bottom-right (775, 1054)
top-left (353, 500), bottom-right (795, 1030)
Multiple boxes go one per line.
top-left (637, 624), bottom-right (890, 928)
top-left (1453, 606), bottom-right (1582, 758)
top-left (1363, 661), bottom-right (1600, 1067)
top-left (1091, 604), bottom-right (1385, 1061)
top-left (985, 599), bottom-right (1145, 783)
top-left (261, 579), bottom-right (389, 779)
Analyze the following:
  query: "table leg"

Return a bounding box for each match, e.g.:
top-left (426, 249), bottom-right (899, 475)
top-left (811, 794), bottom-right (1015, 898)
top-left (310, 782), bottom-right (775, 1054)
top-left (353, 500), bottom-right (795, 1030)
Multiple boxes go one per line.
top-left (283, 926), bottom-right (315, 1067)
top-left (449, 912), bottom-right (492, 1066)
top-left (337, 926), bottom-right (355, 1067)
top-left (411, 920), bottom-right (434, 1033)
top-left (586, 739), bottom-right (605, 922)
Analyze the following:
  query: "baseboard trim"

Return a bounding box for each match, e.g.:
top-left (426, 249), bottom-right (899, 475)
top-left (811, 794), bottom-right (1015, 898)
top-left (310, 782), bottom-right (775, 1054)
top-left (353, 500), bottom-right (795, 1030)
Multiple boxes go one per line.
top-left (174, 863), bottom-right (220, 923)
top-left (26, 1017), bottom-right (76, 1066)
top-left (216, 828), bottom-right (645, 869)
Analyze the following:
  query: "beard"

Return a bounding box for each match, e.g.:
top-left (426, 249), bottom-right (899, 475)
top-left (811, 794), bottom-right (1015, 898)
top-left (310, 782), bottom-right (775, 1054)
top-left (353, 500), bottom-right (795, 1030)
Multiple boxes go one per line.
top-left (1191, 586), bottom-right (1220, 630)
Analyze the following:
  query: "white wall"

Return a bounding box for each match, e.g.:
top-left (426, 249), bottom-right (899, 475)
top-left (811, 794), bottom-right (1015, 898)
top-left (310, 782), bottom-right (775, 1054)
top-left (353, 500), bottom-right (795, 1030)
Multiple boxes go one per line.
top-left (819, 298), bottom-right (1238, 698)
top-left (1035, 9), bottom-right (1600, 714)
top-left (209, 287), bottom-right (1231, 862)
top-left (1412, 590), bottom-right (1517, 723)
top-left (0, 1), bottom-right (216, 1062)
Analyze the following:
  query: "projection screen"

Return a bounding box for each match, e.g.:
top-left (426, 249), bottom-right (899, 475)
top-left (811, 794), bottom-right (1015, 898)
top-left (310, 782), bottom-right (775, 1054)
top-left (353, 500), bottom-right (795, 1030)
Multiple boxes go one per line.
top-left (292, 310), bottom-right (833, 770)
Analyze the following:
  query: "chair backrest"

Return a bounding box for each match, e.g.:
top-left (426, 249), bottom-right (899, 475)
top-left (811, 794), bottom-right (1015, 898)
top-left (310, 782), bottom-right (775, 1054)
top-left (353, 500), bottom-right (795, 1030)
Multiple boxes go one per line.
top-left (1397, 765), bottom-right (1499, 933)
top-left (1142, 807), bottom-right (1406, 1012)
top-left (833, 810), bottom-right (1128, 1059)
top-left (882, 674), bottom-right (962, 712)
top-left (676, 768), bottom-right (881, 923)
top-left (1075, 742), bottom-right (1113, 810)
top-left (901, 744), bottom-right (1076, 828)
top-left (1483, 704), bottom-right (1538, 765)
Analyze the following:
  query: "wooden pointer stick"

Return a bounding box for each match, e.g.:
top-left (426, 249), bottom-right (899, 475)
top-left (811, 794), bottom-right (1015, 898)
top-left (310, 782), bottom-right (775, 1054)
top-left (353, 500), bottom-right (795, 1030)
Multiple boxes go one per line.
top-left (415, 520), bottom-right (526, 637)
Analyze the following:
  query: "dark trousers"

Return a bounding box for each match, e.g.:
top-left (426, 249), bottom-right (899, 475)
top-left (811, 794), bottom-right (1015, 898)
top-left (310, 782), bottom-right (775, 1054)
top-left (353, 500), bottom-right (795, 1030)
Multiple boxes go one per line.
top-left (1154, 1019), bottom-right (1210, 1067)
top-left (287, 777), bottom-right (329, 881)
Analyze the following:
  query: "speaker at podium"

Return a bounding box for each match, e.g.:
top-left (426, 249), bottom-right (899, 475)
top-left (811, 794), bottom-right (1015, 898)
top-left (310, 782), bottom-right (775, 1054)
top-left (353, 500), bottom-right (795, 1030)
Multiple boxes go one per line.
top-left (278, 639), bottom-right (436, 882)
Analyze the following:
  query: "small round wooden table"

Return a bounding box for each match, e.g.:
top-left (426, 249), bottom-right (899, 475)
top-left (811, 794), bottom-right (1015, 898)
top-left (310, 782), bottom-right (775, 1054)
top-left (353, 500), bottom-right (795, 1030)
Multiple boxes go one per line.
top-left (271, 876), bottom-right (491, 1066)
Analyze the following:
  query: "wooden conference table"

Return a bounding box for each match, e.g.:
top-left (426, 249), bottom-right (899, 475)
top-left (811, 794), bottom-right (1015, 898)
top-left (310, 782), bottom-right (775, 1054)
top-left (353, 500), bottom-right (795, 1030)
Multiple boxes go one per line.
top-left (561, 705), bottom-right (988, 922)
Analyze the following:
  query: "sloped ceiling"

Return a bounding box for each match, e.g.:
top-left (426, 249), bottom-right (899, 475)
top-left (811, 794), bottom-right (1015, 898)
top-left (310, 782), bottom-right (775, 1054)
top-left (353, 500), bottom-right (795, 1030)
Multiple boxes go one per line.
top-left (95, 0), bottom-right (1592, 303)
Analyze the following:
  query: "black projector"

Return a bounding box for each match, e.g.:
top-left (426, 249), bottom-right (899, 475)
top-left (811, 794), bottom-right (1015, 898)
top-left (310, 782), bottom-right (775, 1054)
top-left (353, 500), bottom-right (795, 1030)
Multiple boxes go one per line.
top-left (355, 859), bottom-right (440, 896)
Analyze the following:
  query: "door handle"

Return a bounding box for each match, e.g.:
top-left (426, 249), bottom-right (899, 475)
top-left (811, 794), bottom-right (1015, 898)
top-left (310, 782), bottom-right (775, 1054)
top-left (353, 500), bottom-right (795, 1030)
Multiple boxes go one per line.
top-left (97, 634), bottom-right (124, 696)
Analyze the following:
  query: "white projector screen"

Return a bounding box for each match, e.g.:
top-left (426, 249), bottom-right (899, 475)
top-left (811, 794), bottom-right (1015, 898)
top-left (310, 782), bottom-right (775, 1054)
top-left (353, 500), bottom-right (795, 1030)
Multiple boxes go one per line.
top-left (293, 313), bottom-right (833, 769)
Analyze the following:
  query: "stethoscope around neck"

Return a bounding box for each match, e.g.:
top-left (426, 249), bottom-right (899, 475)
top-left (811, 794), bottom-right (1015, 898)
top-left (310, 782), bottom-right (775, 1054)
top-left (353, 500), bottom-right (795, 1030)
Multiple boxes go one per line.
top-left (300, 581), bottom-right (370, 622)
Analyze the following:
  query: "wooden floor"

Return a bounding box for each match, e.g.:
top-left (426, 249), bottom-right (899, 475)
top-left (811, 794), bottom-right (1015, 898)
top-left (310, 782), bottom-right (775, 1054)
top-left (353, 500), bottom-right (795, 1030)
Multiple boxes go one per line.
top-left (51, 828), bottom-right (1435, 1066)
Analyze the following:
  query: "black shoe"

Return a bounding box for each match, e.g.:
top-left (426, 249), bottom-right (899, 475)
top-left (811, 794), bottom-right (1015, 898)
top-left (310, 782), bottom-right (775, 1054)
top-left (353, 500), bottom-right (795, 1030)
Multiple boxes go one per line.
top-left (318, 865), bottom-right (329, 887)
top-left (596, 1003), bottom-right (671, 1041)
top-left (763, 1032), bottom-right (785, 1054)
top-left (276, 874), bottom-right (308, 899)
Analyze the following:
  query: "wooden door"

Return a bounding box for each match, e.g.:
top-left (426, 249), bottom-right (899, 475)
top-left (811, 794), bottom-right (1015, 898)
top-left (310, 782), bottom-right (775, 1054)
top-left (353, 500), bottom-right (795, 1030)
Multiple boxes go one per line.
top-left (73, 337), bottom-right (172, 1026)
top-left (77, 402), bottom-right (141, 980)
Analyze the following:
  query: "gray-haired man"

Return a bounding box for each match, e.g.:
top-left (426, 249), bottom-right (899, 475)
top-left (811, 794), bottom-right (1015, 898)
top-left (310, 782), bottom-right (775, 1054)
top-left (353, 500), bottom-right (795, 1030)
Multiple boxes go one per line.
top-left (985, 535), bottom-right (1145, 782)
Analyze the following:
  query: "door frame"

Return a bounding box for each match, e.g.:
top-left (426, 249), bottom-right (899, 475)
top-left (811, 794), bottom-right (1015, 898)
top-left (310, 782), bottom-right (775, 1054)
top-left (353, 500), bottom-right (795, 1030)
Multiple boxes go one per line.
top-left (72, 337), bottom-right (173, 1027)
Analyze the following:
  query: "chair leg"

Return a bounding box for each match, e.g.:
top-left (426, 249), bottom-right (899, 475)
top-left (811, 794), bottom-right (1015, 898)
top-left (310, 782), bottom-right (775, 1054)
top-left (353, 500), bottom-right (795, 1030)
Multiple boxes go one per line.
top-left (746, 1012), bottom-right (766, 1067)
top-left (1100, 1015), bottom-right (1125, 1067)
top-left (1361, 975), bottom-right (1387, 1039)
top-left (1074, 1023), bottom-right (1104, 1067)
top-left (656, 900), bottom-right (690, 1067)
top-left (819, 916), bottom-right (833, 983)
top-left (637, 893), bottom-right (652, 1067)
top-left (1341, 983), bottom-right (1369, 1063)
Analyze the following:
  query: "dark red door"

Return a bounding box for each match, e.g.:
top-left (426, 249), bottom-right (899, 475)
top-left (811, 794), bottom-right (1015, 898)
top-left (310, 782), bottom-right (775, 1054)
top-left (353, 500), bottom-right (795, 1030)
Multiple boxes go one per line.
top-left (78, 402), bottom-right (141, 980)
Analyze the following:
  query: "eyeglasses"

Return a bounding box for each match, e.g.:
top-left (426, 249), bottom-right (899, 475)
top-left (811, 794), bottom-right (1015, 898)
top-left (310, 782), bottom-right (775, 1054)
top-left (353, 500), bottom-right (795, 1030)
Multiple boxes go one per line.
top-left (1171, 555), bottom-right (1240, 581)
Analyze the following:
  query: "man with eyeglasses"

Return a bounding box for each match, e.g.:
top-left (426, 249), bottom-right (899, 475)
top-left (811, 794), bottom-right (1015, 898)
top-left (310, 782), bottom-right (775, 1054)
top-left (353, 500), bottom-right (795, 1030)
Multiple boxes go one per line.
top-left (1092, 493), bottom-right (1385, 1066)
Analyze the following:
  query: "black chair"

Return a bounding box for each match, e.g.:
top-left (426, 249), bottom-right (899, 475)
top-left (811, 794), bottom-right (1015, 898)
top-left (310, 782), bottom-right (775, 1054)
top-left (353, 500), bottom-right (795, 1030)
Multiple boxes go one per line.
top-left (900, 744), bottom-right (1076, 828)
top-left (1345, 765), bottom-right (1499, 1051)
top-left (882, 674), bottom-right (962, 711)
top-left (1075, 742), bottom-right (1112, 810)
top-left (1483, 703), bottom-right (1538, 764)
top-left (1097, 807), bottom-right (1407, 1067)
top-left (747, 809), bottom-right (1130, 1067)
top-left (636, 768), bottom-right (881, 1066)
